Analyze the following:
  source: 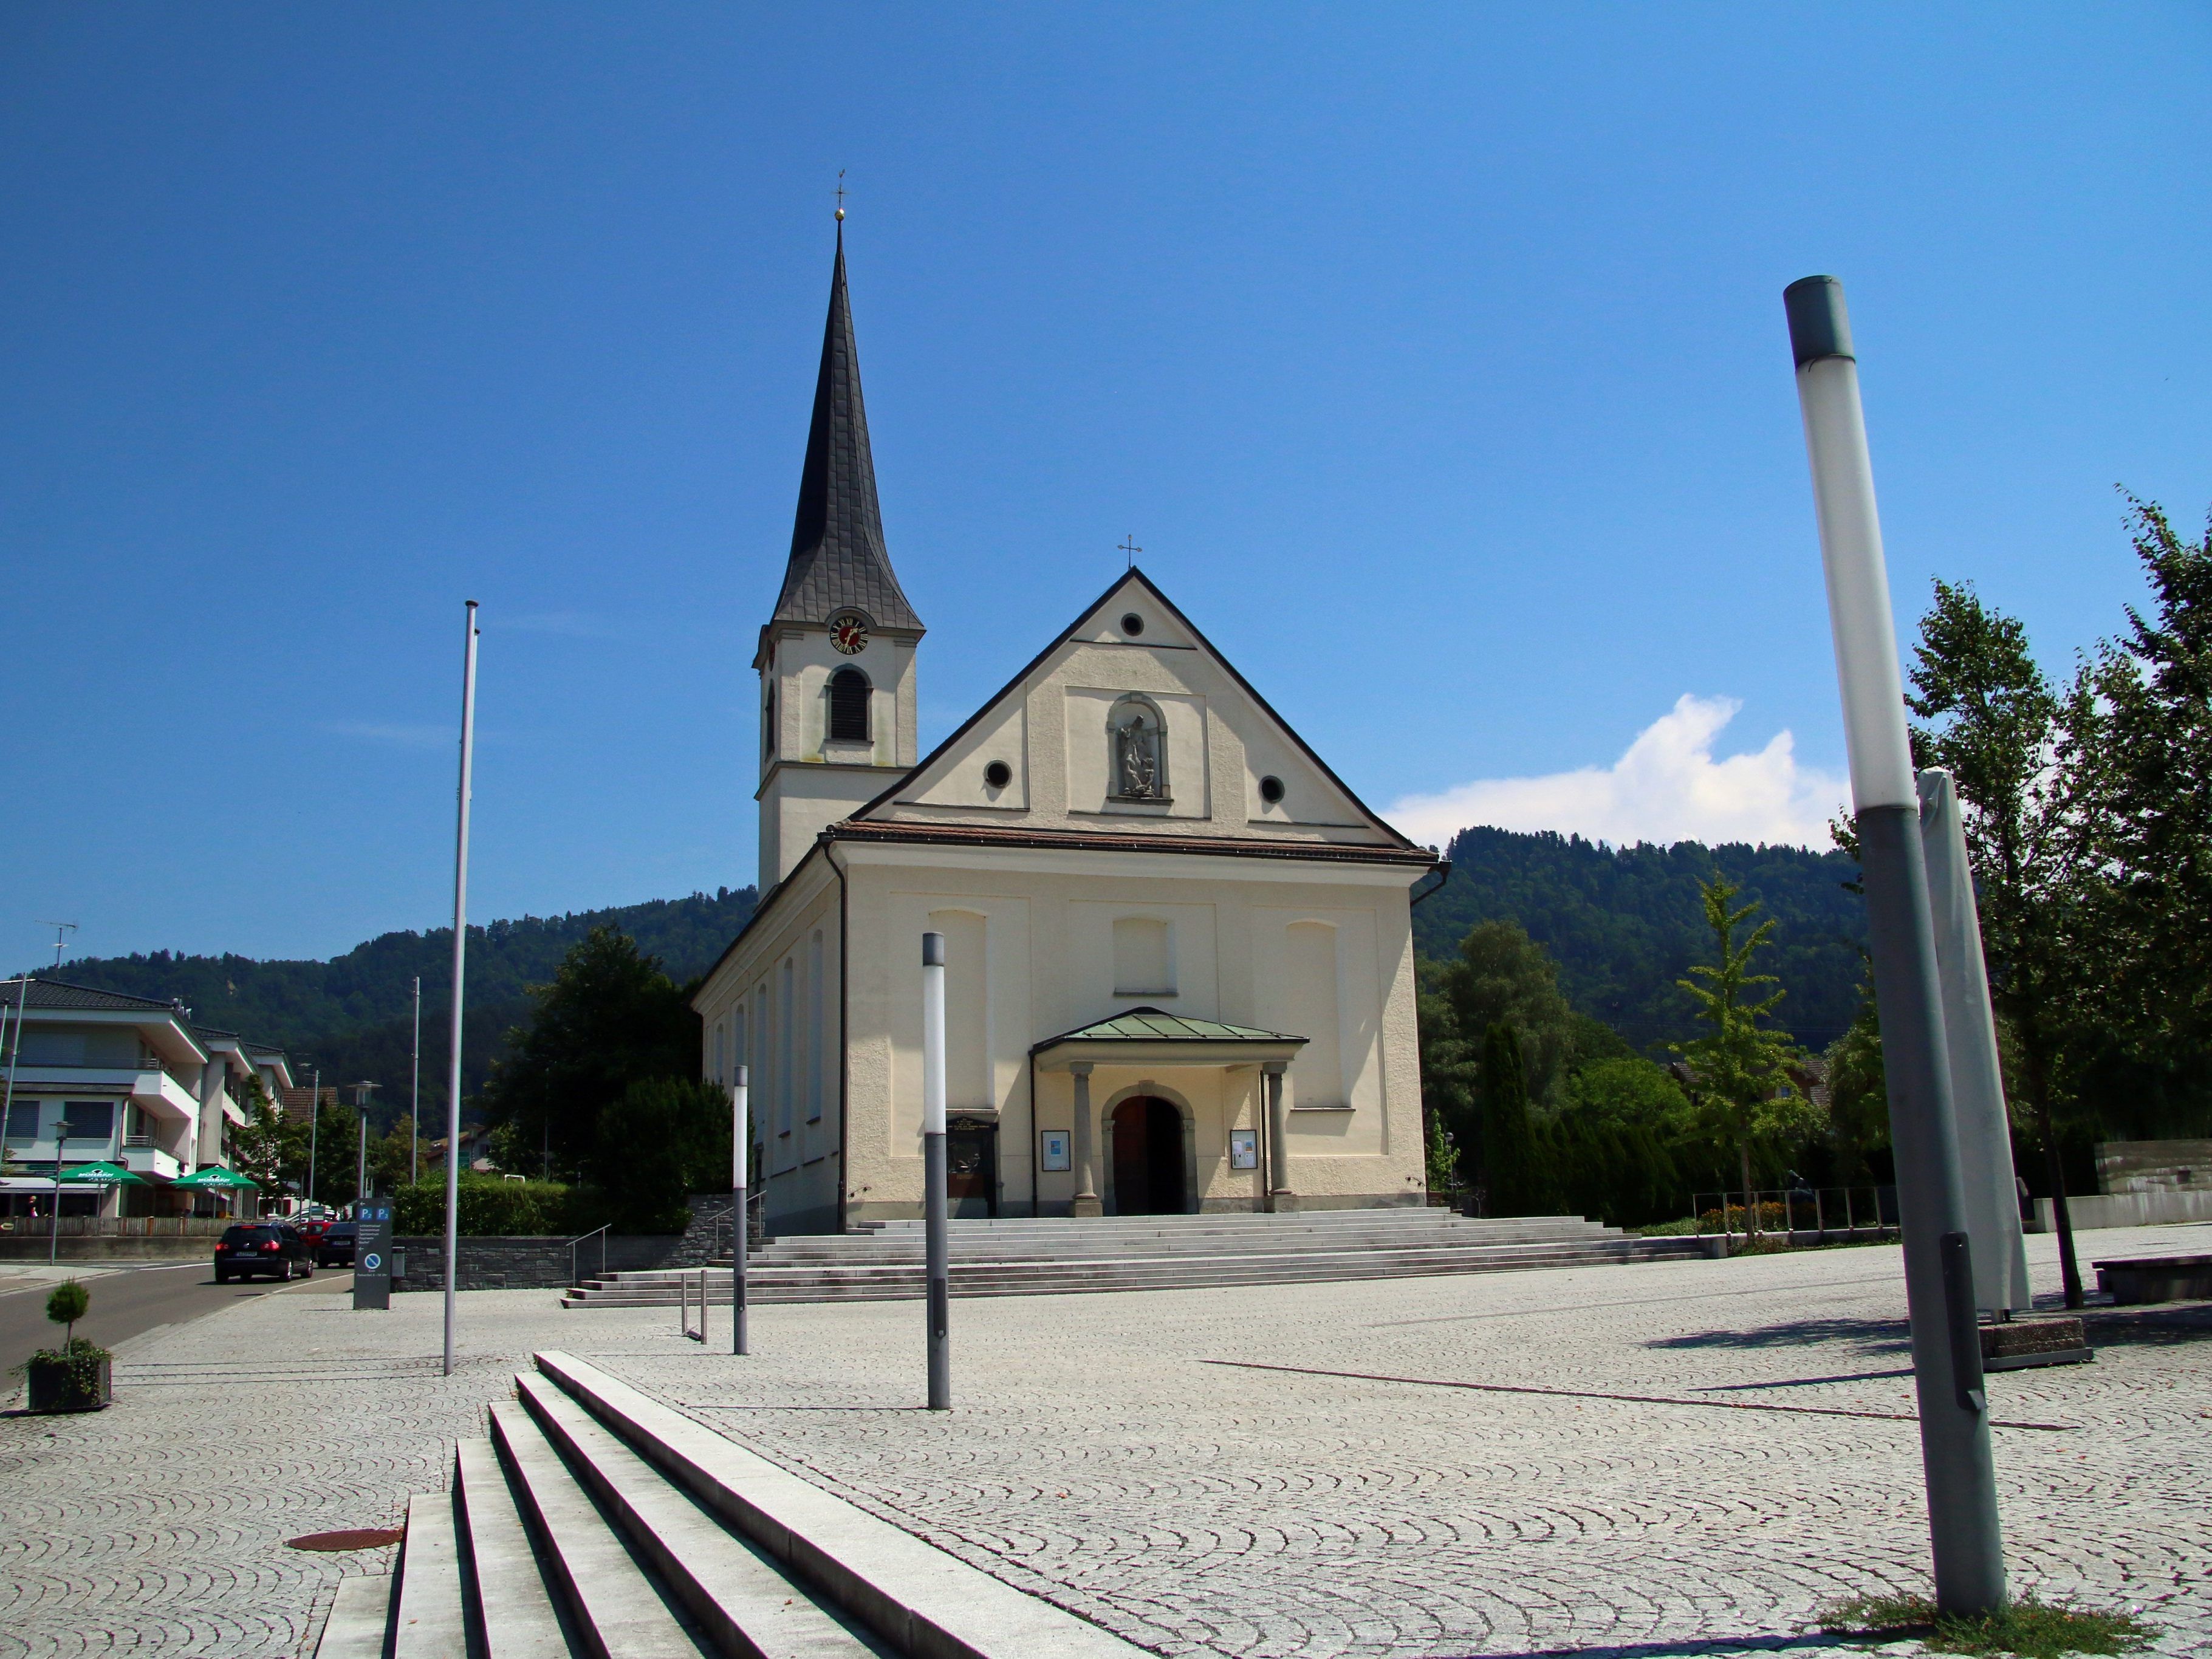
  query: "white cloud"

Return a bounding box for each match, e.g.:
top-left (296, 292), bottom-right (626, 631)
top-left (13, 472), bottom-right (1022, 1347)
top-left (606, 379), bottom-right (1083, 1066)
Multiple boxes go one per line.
top-left (1385, 694), bottom-right (1846, 852)
top-left (323, 720), bottom-right (450, 749)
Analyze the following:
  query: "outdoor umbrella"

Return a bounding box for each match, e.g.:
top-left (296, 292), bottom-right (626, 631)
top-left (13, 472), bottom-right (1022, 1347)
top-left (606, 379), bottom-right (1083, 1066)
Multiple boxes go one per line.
top-left (58, 1161), bottom-right (146, 1186)
top-left (173, 1165), bottom-right (260, 1217)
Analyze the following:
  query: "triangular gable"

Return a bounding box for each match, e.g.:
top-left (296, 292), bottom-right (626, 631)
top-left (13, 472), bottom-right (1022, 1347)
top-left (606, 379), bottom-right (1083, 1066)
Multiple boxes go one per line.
top-left (849, 569), bottom-right (1416, 849)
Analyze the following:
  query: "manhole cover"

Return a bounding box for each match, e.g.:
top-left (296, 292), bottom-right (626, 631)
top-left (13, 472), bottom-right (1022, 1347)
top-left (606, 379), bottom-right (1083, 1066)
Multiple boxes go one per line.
top-left (287, 1528), bottom-right (403, 1552)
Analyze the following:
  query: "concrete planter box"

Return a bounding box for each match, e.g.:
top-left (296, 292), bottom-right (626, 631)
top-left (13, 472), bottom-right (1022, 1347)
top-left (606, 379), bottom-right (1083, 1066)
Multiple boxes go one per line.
top-left (27, 1352), bottom-right (111, 1413)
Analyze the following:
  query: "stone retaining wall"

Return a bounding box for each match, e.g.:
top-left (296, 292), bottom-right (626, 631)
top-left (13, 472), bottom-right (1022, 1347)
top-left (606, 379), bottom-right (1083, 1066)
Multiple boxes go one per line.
top-left (390, 1234), bottom-right (683, 1292)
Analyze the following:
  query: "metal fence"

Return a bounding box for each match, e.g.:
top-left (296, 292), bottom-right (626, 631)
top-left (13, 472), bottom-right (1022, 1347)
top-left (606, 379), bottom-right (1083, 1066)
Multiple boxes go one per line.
top-left (1690, 1186), bottom-right (1899, 1243)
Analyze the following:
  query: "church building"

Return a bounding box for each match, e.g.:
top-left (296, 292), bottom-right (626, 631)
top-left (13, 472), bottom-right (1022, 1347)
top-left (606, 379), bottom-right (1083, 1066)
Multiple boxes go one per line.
top-left (694, 231), bottom-right (1443, 1233)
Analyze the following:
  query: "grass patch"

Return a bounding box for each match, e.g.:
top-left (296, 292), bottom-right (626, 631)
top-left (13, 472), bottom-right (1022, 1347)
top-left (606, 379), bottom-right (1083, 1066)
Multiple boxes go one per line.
top-left (1820, 1591), bottom-right (2155, 1658)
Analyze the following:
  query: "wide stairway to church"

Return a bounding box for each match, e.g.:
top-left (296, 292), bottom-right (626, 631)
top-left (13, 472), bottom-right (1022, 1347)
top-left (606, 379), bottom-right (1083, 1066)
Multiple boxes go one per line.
top-left (564, 1207), bottom-right (1707, 1308)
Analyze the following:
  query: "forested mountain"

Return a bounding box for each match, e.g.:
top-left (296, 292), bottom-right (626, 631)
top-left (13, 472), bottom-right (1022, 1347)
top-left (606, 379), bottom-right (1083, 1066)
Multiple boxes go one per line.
top-left (21, 887), bottom-right (758, 1124)
top-left (1414, 827), bottom-right (1865, 1052)
top-left (26, 825), bottom-right (1864, 1129)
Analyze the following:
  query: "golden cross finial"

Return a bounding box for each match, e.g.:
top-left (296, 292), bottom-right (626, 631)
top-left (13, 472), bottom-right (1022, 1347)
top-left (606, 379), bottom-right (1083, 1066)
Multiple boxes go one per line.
top-left (1118, 533), bottom-right (1142, 571)
top-left (835, 170), bottom-right (847, 222)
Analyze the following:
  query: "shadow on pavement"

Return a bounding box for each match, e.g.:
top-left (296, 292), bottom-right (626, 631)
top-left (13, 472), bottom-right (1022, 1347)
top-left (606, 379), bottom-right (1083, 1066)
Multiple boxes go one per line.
top-left (1643, 1316), bottom-right (1909, 1356)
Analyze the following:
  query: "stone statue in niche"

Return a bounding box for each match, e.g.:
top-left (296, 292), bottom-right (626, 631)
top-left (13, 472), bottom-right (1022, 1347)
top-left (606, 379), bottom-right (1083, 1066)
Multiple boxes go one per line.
top-left (1114, 711), bottom-right (1163, 799)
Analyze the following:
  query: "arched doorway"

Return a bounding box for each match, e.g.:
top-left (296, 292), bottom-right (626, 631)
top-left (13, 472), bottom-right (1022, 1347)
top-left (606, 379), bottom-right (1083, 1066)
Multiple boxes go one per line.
top-left (1109, 1096), bottom-right (1185, 1215)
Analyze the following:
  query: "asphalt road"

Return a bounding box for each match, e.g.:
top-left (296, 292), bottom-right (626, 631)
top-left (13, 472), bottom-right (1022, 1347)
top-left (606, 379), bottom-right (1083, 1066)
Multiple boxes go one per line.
top-left (0, 1261), bottom-right (352, 1380)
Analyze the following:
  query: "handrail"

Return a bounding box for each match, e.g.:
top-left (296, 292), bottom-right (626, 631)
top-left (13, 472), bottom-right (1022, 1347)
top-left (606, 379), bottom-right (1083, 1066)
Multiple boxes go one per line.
top-left (568, 1223), bottom-right (611, 1287)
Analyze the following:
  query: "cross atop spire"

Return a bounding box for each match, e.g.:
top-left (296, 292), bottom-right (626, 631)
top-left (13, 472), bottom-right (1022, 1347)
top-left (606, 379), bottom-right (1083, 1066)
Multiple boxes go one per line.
top-left (770, 225), bottom-right (923, 635)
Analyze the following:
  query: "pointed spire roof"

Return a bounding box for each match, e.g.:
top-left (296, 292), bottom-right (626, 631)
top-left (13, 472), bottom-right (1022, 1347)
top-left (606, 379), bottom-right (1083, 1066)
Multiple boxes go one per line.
top-left (770, 227), bottom-right (923, 634)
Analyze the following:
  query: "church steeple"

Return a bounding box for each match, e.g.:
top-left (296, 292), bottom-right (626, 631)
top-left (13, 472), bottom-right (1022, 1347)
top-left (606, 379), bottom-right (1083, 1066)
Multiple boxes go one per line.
top-left (752, 221), bottom-right (924, 891)
top-left (771, 225), bottom-right (923, 635)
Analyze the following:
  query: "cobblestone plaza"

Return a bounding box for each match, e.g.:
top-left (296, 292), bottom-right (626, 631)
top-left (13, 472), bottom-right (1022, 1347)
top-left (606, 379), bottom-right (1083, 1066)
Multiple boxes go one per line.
top-left (1, 1227), bottom-right (2205, 1657)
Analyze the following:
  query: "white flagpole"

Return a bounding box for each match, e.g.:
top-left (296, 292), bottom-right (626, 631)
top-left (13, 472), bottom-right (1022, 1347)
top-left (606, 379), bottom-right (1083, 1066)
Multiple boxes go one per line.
top-left (442, 601), bottom-right (480, 1377)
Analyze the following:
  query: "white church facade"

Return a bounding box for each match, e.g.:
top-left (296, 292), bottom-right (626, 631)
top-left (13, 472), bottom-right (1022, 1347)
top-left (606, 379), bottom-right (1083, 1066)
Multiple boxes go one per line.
top-left (694, 232), bottom-right (1443, 1233)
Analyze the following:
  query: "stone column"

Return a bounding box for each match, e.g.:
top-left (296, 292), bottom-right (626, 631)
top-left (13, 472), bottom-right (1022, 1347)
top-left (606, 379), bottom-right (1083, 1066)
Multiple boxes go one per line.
top-left (1264, 1062), bottom-right (1295, 1213)
top-left (1069, 1064), bottom-right (1101, 1218)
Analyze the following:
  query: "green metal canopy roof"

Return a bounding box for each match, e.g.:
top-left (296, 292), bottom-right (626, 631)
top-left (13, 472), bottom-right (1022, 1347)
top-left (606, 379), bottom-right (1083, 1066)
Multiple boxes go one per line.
top-left (1030, 1007), bottom-right (1307, 1068)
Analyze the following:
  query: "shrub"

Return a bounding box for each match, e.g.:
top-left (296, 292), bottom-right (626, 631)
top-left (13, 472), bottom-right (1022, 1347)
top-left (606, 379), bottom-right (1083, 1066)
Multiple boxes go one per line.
top-left (393, 1174), bottom-right (609, 1238)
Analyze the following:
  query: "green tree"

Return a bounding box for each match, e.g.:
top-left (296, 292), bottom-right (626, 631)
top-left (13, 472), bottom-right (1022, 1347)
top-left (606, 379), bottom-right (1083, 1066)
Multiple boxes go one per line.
top-left (1671, 877), bottom-right (1811, 1239)
top-left (595, 1078), bottom-right (731, 1234)
top-left (1821, 976), bottom-right (1889, 1186)
top-left (366, 1117), bottom-right (416, 1196)
top-left (228, 1075), bottom-right (306, 1202)
top-left (305, 1097), bottom-right (361, 1209)
top-left (2097, 498), bottom-right (2212, 1068)
top-left (1479, 1022), bottom-right (1538, 1216)
top-left (46, 1279), bottom-right (89, 1346)
top-left (480, 928), bottom-right (700, 1185)
top-left (1439, 921), bottom-right (1584, 1109)
top-left (1906, 577), bottom-right (2105, 1304)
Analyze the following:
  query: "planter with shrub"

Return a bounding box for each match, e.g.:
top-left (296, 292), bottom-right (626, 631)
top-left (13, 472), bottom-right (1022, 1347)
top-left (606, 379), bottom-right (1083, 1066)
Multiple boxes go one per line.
top-left (27, 1281), bottom-right (112, 1413)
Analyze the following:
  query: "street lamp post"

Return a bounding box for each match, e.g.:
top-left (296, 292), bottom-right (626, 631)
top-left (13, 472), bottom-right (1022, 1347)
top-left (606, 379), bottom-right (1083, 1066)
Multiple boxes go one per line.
top-left (49, 1117), bottom-right (74, 1265)
top-left (731, 1064), bottom-right (748, 1356)
top-left (921, 932), bottom-right (950, 1411)
top-left (1786, 275), bottom-right (2005, 1615)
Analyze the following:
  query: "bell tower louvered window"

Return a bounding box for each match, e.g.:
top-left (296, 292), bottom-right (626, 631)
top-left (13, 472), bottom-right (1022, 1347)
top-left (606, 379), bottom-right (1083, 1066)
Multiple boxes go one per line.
top-left (828, 667), bottom-right (871, 744)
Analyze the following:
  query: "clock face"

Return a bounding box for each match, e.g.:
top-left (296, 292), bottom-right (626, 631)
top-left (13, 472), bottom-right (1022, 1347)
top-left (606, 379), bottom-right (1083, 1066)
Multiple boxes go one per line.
top-left (829, 614), bottom-right (868, 655)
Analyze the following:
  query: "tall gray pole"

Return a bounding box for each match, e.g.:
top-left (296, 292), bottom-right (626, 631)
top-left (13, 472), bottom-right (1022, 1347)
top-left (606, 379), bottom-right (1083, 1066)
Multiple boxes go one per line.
top-left (920, 932), bottom-right (950, 1410)
top-left (356, 1109), bottom-right (368, 1217)
top-left (2, 979), bottom-right (23, 1173)
top-left (1786, 276), bottom-right (2004, 1614)
top-left (731, 1064), bottom-right (749, 1356)
top-left (443, 601), bottom-right (480, 1377)
top-left (410, 976), bottom-right (422, 1187)
top-left (307, 1065), bottom-right (320, 1205)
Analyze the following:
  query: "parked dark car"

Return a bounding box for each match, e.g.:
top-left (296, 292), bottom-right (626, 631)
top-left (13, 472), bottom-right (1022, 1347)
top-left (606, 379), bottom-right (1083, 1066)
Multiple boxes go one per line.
top-left (317, 1221), bottom-right (358, 1268)
top-left (214, 1223), bottom-right (316, 1283)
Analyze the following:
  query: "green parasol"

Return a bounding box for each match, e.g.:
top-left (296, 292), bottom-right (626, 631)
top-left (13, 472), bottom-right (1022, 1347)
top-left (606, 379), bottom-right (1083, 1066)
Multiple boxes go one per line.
top-left (173, 1166), bottom-right (259, 1190)
top-left (57, 1161), bottom-right (146, 1186)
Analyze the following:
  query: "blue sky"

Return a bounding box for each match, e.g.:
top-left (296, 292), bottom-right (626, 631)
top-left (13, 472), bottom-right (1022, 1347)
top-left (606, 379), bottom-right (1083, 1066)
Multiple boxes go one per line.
top-left (4, 5), bottom-right (2206, 966)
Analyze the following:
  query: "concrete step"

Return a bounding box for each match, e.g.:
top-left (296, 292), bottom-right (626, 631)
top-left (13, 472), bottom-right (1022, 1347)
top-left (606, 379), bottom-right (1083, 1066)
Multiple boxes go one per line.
top-left (455, 1437), bottom-right (570, 1659)
top-left (338, 1361), bottom-right (1151, 1656)
top-left (516, 1373), bottom-right (890, 1658)
top-left (393, 1489), bottom-right (469, 1659)
top-left (533, 1350), bottom-right (1149, 1658)
top-left (314, 1573), bottom-right (395, 1659)
top-left (488, 1400), bottom-right (711, 1658)
top-left (564, 1236), bottom-right (1708, 1307)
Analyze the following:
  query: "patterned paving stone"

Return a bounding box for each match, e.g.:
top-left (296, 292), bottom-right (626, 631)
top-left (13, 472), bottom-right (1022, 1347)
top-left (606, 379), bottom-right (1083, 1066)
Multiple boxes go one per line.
top-left (0, 1227), bottom-right (2204, 1657)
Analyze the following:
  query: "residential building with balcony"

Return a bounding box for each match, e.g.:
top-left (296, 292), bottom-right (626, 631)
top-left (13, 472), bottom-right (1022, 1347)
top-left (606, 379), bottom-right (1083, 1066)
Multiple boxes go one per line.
top-left (0, 979), bottom-right (292, 1218)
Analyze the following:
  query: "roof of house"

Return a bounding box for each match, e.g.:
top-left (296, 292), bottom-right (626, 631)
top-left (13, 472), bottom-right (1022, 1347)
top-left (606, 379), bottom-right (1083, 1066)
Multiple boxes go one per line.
top-left (767, 225), bottom-right (923, 637)
top-left (0, 977), bottom-right (185, 1015)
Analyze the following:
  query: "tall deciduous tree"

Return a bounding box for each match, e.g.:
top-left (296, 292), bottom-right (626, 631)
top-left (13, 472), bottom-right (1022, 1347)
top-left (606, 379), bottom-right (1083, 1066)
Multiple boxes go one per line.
top-left (479, 928), bottom-right (699, 1183)
top-left (1906, 578), bottom-right (2103, 1305)
top-left (1671, 878), bottom-right (1810, 1237)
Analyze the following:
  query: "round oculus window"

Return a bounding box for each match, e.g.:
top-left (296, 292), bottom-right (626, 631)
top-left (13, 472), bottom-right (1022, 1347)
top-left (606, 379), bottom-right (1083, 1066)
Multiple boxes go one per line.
top-left (1258, 775), bottom-right (1286, 805)
top-left (1119, 612), bottom-right (1145, 637)
top-left (983, 759), bottom-right (1013, 789)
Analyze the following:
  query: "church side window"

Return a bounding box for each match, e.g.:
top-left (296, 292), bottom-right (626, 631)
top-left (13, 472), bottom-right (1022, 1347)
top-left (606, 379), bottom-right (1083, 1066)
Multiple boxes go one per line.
top-left (828, 667), bottom-right (871, 744)
top-left (807, 931), bottom-right (824, 1124)
top-left (779, 959), bottom-right (796, 1135)
top-left (1107, 694), bottom-right (1169, 802)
